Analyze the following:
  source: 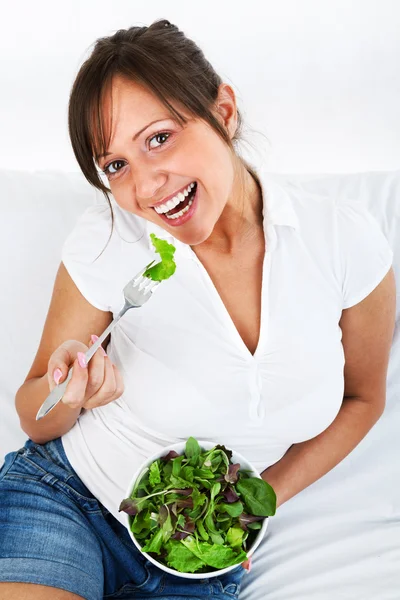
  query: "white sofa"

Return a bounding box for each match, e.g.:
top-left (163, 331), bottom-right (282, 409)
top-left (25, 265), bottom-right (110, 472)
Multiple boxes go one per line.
top-left (1, 169), bottom-right (399, 599)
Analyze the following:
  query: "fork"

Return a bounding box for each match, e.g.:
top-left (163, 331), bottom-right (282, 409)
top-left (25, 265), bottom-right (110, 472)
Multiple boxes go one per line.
top-left (36, 262), bottom-right (160, 421)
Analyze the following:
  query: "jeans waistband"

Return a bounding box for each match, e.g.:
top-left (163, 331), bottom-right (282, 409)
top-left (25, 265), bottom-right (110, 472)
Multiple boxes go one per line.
top-left (23, 436), bottom-right (97, 503)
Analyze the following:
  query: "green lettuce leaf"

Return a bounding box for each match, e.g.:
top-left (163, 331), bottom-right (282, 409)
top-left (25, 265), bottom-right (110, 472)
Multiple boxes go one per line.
top-left (143, 234), bottom-right (176, 281)
top-left (181, 536), bottom-right (247, 569)
top-left (149, 461), bottom-right (161, 486)
top-left (141, 529), bottom-right (164, 554)
top-left (165, 539), bottom-right (206, 573)
top-left (226, 526), bottom-right (244, 548)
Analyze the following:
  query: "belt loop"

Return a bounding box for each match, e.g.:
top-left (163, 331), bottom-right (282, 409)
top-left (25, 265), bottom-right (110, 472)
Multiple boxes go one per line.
top-left (41, 473), bottom-right (58, 486)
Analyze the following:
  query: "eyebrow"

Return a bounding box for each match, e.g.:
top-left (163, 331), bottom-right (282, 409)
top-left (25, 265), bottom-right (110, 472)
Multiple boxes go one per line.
top-left (95, 118), bottom-right (169, 162)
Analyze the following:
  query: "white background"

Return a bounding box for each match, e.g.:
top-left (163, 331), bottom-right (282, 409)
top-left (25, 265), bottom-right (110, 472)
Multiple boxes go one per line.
top-left (1, 0), bottom-right (399, 174)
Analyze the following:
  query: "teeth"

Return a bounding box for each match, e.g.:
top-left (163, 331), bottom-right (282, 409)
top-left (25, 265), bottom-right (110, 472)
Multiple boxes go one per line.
top-left (165, 199), bottom-right (194, 220)
top-left (154, 182), bottom-right (195, 214)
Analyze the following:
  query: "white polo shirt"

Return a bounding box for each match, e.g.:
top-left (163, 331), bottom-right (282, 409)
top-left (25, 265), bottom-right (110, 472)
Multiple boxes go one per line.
top-left (61, 169), bottom-right (393, 525)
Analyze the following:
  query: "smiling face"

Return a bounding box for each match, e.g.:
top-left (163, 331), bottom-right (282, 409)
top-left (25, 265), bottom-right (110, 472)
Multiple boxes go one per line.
top-left (95, 75), bottom-right (241, 246)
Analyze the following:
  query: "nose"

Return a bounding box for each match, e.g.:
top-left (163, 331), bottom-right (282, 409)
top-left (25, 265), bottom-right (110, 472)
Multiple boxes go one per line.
top-left (133, 164), bottom-right (167, 205)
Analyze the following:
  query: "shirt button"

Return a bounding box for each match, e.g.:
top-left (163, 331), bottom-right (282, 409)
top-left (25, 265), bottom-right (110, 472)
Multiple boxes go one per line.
top-left (248, 362), bottom-right (264, 421)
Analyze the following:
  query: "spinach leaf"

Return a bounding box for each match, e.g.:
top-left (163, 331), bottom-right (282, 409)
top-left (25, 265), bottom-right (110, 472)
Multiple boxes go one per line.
top-left (218, 501), bottom-right (244, 518)
top-left (236, 478), bottom-right (276, 517)
top-left (185, 437), bottom-right (201, 466)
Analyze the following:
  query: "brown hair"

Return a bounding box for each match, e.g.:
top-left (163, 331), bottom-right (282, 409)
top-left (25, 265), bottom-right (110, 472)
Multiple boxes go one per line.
top-left (68, 18), bottom-right (261, 238)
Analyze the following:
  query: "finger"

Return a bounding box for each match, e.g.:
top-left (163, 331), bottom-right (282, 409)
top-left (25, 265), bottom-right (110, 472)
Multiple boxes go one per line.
top-left (48, 340), bottom-right (88, 393)
top-left (112, 363), bottom-right (125, 399)
top-left (61, 354), bottom-right (89, 409)
top-left (85, 362), bottom-right (124, 407)
top-left (83, 355), bottom-right (118, 409)
top-left (47, 345), bottom-right (77, 393)
top-left (241, 556), bottom-right (252, 571)
top-left (84, 343), bottom-right (109, 398)
top-left (48, 366), bottom-right (64, 393)
top-left (90, 334), bottom-right (107, 356)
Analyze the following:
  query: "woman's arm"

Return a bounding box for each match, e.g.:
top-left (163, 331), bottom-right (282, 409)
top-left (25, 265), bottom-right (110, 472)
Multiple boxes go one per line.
top-left (16, 262), bottom-right (113, 443)
top-left (261, 267), bottom-right (396, 508)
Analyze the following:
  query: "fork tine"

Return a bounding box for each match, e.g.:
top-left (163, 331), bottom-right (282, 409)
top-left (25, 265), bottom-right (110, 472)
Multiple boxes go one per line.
top-left (131, 272), bottom-right (161, 293)
top-left (131, 268), bottom-right (148, 286)
top-left (144, 279), bottom-right (160, 292)
top-left (138, 278), bottom-right (160, 293)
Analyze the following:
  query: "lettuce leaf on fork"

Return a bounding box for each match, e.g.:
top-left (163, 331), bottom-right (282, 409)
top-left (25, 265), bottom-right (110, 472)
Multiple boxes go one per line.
top-left (143, 233), bottom-right (177, 281)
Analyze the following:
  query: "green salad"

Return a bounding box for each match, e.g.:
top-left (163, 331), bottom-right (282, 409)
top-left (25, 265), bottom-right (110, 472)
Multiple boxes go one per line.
top-left (119, 437), bottom-right (276, 574)
top-left (143, 233), bottom-right (176, 281)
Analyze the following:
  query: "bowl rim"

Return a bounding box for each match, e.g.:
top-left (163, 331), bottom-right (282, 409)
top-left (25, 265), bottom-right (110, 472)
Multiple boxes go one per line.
top-left (122, 440), bottom-right (269, 579)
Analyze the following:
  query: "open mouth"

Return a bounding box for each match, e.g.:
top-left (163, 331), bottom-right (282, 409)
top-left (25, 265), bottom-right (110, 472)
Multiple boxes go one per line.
top-left (161, 182), bottom-right (197, 220)
top-left (154, 182), bottom-right (198, 227)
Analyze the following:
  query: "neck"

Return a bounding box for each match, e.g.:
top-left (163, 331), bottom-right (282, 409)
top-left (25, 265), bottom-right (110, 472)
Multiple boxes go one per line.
top-left (196, 160), bottom-right (264, 255)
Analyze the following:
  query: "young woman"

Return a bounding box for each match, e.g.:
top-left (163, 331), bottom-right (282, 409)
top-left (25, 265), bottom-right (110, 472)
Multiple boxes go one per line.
top-left (0, 18), bottom-right (396, 600)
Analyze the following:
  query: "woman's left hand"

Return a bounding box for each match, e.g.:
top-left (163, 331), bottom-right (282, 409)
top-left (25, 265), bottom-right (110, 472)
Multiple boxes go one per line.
top-left (241, 556), bottom-right (252, 571)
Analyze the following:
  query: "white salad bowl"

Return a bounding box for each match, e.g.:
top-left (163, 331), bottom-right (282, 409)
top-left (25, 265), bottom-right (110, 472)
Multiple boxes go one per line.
top-left (123, 440), bottom-right (270, 579)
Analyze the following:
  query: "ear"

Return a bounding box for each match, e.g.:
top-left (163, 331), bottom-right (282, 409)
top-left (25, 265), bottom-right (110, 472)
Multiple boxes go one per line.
top-left (214, 83), bottom-right (238, 139)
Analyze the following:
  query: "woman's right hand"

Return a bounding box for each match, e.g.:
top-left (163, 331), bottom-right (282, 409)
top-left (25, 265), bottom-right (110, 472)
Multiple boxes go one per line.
top-left (46, 336), bottom-right (125, 411)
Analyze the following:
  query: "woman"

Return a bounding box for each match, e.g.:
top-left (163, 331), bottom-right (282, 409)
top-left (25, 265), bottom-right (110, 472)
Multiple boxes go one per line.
top-left (0, 18), bottom-right (396, 600)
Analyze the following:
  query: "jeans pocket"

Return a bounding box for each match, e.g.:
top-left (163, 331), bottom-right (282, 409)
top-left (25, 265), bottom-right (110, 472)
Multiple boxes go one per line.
top-left (212, 565), bottom-right (246, 598)
top-left (2, 443), bottom-right (101, 514)
top-left (213, 581), bottom-right (241, 598)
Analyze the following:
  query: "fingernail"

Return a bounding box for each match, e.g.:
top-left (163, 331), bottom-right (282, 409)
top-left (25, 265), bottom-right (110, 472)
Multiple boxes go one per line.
top-left (77, 352), bottom-right (87, 368)
top-left (53, 368), bottom-right (63, 385)
top-left (91, 334), bottom-right (107, 357)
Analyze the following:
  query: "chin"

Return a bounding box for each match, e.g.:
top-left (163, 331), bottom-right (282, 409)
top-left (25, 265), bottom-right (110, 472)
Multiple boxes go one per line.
top-left (172, 225), bottom-right (214, 247)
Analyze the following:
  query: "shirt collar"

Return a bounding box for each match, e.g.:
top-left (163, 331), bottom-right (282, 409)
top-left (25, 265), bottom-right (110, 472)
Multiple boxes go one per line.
top-left (144, 169), bottom-right (299, 255)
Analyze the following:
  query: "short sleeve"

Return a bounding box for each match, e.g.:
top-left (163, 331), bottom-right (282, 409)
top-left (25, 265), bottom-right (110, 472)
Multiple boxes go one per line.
top-left (336, 198), bottom-right (393, 309)
top-left (61, 204), bottom-right (117, 312)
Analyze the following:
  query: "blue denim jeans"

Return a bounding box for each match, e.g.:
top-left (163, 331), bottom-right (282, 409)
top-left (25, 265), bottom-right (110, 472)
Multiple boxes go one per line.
top-left (0, 437), bottom-right (246, 599)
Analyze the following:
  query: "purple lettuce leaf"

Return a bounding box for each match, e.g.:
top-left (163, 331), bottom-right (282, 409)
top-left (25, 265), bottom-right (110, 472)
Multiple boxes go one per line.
top-left (119, 498), bottom-right (140, 516)
top-left (223, 486), bottom-right (240, 503)
top-left (224, 463), bottom-right (241, 484)
top-left (238, 512), bottom-right (265, 531)
top-left (161, 450), bottom-right (180, 461)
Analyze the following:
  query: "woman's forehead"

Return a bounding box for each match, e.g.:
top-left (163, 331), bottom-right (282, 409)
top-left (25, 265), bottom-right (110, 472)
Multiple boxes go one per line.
top-left (91, 79), bottom-right (157, 152)
top-left (105, 76), bottom-right (160, 110)
top-left (91, 77), bottom-right (193, 160)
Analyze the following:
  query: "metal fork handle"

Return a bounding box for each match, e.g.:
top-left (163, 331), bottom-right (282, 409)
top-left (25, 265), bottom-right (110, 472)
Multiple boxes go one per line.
top-left (65, 305), bottom-right (128, 384)
top-left (60, 302), bottom-right (131, 393)
top-left (62, 306), bottom-right (127, 386)
top-left (84, 303), bottom-right (129, 363)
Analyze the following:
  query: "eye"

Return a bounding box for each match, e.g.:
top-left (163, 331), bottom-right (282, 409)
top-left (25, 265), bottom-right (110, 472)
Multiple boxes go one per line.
top-left (102, 160), bottom-right (126, 179)
top-left (148, 131), bottom-right (171, 150)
